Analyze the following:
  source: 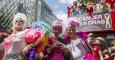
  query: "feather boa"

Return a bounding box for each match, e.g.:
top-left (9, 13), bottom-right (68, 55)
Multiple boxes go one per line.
top-left (25, 29), bottom-right (41, 44)
top-left (29, 48), bottom-right (36, 60)
top-left (78, 32), bottom-right (88, 41)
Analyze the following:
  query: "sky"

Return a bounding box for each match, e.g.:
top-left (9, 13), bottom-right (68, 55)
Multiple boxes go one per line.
top-left (45, 0), bottom-right (76, 25)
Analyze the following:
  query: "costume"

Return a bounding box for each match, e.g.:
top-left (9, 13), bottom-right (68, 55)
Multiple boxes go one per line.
top-left (67, 7), bottom-right (71, 17)
top-left (3, 29), bottom-right (27, 60)
top-left (31, 21), bottom-right (49, 59)
top-left (86, 2), bottom-right (94, 17)
top-left (1, 13), bottom-right (41, 60)
top-left (25, 28), bottom-right (42, 60)
top-left (79, 0), bottom-right (86, 15)
top-left (65, 20), bottom-right (87, 60)
top-left (86, 37), bottom-right (105, 60)
top-left (92, 44), bottom-right (100, 60)
top-left (44, 20), bottom-right (65, 60)
top-left (71, 1), bottom-right (80, 16)
top-left (3, 29), bottom-right (41, 60)
top-left (95, 3), bottom-right (103, 13)
top-left (46, 36), bottom-right (65, 60)
top-left (67, 36), bottom-right (86, 60)
top-left (0, 32), bottom-right (8, 60)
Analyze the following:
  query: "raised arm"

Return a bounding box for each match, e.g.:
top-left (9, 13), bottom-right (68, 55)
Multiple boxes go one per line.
top-left (98, 49), bottom-right (104, 60)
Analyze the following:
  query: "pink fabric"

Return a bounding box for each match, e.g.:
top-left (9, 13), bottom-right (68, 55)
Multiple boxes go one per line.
top-left (78, 32), bottom-right (88, 41)
top-left (85, 53), bottom-right (95, 60)
top-left (3, 34), bottom-right (14, 53)
top-left (25, 29), bottom-right (41, 44)
top-left (85, 44), bottom-right (100, 60)
top-left (52, 20), bottom-right (62, 27)
top-left (47, 36), bottom-right (65, 60)
top-left (48, 36), bottom-right (56, 45)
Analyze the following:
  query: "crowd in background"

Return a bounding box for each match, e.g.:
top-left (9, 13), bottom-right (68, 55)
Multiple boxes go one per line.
top-left (67, 0), bottom-right (115, 17)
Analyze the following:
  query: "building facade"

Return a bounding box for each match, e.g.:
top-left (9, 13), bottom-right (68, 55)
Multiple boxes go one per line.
top-left (40, 0), bottom-right (58, 27)
top-left (0, 0), bottom-right (38, 31)
top-left (0, 0), bottom-right (57, 31)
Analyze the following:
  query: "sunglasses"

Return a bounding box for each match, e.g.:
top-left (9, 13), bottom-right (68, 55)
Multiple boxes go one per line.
top-left (53, 26), bottom-right (62, 30)
top-left (67, 28), bottom-right (76, 32)
top-left (53, 26), bottom-right (62, 33)
top-left (16, 20), bottom-right (24, 23)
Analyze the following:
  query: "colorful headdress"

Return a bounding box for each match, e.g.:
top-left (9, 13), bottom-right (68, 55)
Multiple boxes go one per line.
top-left (12, 12), bottom-right (27, 29)
top-left (52, 20), bottom-right (63, 32)
top-left (52, 20), bottom-right (62, 27)
top-left (32, 22), bottom-right (50, 37)
top-left (67, 18), bottom-right (80, 29)
top-left (68, 21), bottom-right (80, 28)
top-left (64, 17), bottom-right (80, 32)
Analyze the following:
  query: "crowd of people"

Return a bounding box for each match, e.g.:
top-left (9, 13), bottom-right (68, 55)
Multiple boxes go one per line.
top-left (0, 12), bottom-right (115, 60)
top-left (67, 0), bottom-right (115, 17)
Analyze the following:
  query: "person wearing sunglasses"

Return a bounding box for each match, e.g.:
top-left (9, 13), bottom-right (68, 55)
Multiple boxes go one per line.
top-left (0, 13), bottom-right (42, 60)
top-left (65, 20), bottom-right (87, 60)
top-left (43, 20), bottom-right (69, 60)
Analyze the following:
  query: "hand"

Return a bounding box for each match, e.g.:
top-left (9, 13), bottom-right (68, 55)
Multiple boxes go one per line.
top-left (60, 45), bottom-right (68, 52)
top-left (111, 53), bottom-right (115, 57)
top-left (39, 52), bottom-right (44, 59)
top-left (47, 47), bottom-right (52, 53)
top-left (23, 45), bottom-right (32, 54)
top-left (104, 54), bottom-right (110, 60)
top-left (55, 43), bottom-right (62, 48)
top-left (103, 50), bottom-right (108, 54)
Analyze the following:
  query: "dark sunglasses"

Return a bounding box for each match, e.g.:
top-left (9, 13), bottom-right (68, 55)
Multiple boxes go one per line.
top-left (67, 28), bottom-right (76, 32)
top-left (16, 20), bottom-right (24, 23)
top-left (53, 26), bottom-right (62, 30)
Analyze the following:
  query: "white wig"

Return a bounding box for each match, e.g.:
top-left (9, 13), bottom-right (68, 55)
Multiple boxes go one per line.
top-left (12, 12), bottom-right (27, 29)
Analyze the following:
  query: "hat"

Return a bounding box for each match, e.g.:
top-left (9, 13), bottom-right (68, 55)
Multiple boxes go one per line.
top-left (52, 20), bottom-right (62, 27)
top-left (12, 12), bottom-right (27, 29)
top-left (69, 21), bottom-right (80, 28)
top-left (67, 17), bottom-right (80, 28)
